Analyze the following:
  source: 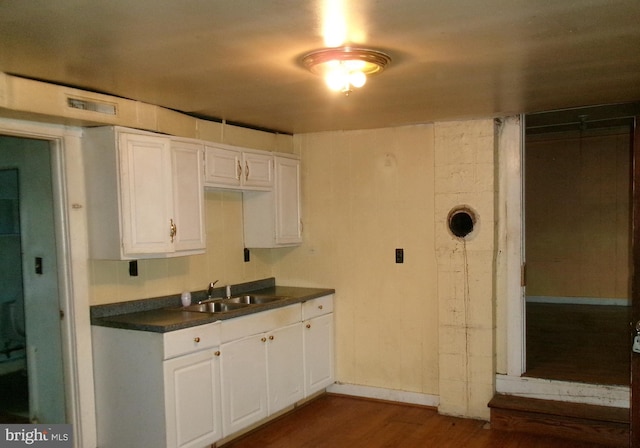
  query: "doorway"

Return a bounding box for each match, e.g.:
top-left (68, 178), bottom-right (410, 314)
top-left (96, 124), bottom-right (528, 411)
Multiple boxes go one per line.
top-left (0, 135), bottom-right (66, 423)
top-left (523, 104), bottom-right (637, 386)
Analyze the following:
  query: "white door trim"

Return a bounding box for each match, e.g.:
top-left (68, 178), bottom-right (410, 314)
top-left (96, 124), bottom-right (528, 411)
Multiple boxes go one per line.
top-left (0, 117), bottom-right (96, 448)
top-left (495, 114), bottom-right (631, 406)
top-left (496, 115), bottom-right (526, 376)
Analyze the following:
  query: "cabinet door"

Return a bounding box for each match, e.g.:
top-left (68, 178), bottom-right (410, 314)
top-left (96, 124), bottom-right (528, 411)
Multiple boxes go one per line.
top-left (172, 140), bottom-right (206, 252)
top-left (266, 322), bottom-right (304, 414)
top-left (303, 313), bottom-right (334, 396)
top-left (275, 155), bottom-right (302, 245)
top-left (164, 349), bottom-right (222, 448)
top-left (119, 132), bottom-right (174, 255)
top-left (243, 151), bottom-right (273, 189)
top-left (220, 334), bottom-right (268, 436)
top-left (204, 145), bottom-right (242, 188)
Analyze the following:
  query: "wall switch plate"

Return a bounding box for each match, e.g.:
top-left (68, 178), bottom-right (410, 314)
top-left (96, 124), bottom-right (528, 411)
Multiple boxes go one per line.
top-left (395, 248), bottom-right (404, 263)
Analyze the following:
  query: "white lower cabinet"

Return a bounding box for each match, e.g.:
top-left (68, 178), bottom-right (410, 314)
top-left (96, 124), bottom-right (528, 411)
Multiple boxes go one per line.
top-left (92, 323), bottom-right (222, 448)
top-left (219, 305), bottom-right (304, 437)
top-left (164, 350), bottom-right (222, 448)
top-left (302, 295), bottom-right (335, 396)
top-left (267, 322), bottom-right (304, 414)
top-left (92, 295), bottom-right (334, 446)
top-left (220, 333), bottom-right (269, 435)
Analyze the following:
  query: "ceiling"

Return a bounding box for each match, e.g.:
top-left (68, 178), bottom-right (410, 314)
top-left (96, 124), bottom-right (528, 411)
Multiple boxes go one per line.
top-left (1, 0), bottom-right (639, 134)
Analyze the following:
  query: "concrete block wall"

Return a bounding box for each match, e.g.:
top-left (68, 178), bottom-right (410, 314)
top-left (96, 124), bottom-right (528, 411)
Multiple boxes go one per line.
top-left (434, 119), bottom-right (496, 419)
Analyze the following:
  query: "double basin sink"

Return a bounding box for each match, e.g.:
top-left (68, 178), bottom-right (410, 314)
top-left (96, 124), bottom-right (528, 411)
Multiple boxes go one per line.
top-left (172, 294), bottom-right (288, 314)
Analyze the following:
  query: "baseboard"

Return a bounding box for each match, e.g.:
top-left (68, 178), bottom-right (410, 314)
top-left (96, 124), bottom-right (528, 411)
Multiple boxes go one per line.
top-left (327, 382), bottom-right (439, 408)
top-left (526, 295), bottom-right (630, 306)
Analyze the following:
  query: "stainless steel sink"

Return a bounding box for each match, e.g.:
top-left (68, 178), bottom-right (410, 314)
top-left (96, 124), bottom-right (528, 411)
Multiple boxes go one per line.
top-left (170, 293), bottom-right (289, 314)
top-left (227, 295), bottom-right (288, 305)
top-left (177, 301), bottom-right (250, 313)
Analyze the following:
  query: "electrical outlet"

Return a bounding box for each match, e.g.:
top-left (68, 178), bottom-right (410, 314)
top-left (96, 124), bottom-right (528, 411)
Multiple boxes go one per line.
top-left (129, 260), bottom-right (138, 276)
top-left (395, 248), bottom-right (404, 263)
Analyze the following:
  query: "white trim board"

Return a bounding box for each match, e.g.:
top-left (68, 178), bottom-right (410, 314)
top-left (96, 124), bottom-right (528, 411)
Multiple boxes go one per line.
top-left (496, 374), bottom-right (629, 408)
top-left (526, 296), bottom-right (630, 306)
top-left (327, 383), bottom-right (440, 408)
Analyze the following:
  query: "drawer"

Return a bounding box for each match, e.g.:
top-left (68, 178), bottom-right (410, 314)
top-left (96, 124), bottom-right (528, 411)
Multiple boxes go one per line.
top-left (163, 322), bottom-right (221, 359)
top-left (302, 294), bottom-right (333, 320)
top-left (221, 304), bottom-right (301, 343)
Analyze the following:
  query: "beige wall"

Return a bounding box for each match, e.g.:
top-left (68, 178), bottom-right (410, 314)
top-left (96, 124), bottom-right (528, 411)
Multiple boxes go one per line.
top-left (277, 125), bottom-right (440, 396)
top-left (87, 119), bottom-right (498, 420)
top-left (525, 129), bottom-right (630, 300)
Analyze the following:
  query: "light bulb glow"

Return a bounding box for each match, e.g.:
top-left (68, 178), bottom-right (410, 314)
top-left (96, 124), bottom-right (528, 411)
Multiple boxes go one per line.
top-left (349, 70), bottom-right (366, 88)
top-left (322, 61), bottom-right (367, 93)
top-left (325, 69), bottom-right (347, 91)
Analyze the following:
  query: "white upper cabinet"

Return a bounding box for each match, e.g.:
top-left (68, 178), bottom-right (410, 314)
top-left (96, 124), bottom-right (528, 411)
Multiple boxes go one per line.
top-left (204, 143), bottom-right (273, 190)
top-left (274, 154), bottom-right (302, 245)
top-left (171, 139), bottom-right (206, 252)
top-left (243, 154), bottom-right (302, 248)
top-left (83, 126), bottom-right (206, 259)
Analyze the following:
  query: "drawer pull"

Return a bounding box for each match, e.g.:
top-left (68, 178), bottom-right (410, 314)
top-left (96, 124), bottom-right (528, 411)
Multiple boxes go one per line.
top-left (194, 337), bottom-right (201, 343)
top-left (214, 350), bottom-right (221, 356)
top-left (306, 323), bottom-right (311, 329)
top-left (318, 305), bottom-right (323, 310)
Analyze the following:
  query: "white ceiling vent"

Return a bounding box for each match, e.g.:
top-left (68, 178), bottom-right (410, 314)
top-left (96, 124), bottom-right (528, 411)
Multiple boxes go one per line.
top-left (67, 96), bottom-right (117, 116)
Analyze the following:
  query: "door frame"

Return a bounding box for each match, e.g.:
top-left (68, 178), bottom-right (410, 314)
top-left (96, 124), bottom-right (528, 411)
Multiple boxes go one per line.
top-left (630, 115), bottom-right (639, 447)
top-left (495, 114), bottom-right (630, 409)
top-left (0, 117), bottom-right (96, 448)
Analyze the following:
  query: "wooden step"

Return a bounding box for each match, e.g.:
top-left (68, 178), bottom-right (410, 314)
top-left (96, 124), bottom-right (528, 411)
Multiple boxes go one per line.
top-left (488, 394), bottom-right (629, 447)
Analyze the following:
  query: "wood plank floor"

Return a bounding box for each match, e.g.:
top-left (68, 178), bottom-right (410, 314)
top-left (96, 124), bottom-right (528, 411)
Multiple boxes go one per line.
top-left (525, 303), bottom-right (631, 385)
top-left (219, 394), bottom-right (612, 448)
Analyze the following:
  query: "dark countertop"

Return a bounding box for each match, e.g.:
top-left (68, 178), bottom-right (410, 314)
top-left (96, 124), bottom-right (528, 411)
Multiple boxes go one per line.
top-left (90, 278), bottom-right (334, 333)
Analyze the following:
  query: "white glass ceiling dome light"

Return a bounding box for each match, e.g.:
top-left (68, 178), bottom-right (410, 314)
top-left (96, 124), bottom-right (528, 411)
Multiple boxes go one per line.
top-left (302, 47), bottom-right (391, 95)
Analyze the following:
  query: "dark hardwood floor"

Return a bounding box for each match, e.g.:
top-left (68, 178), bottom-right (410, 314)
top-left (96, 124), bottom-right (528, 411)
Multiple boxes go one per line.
top-left (219, 394), bottom-right (612, 448)
top-left (525, 303), bottom-right (631, 385)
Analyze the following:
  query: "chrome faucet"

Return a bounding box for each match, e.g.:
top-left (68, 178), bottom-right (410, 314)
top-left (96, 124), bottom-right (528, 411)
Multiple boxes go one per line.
top-left (201, 280), bottom-right (218, 303)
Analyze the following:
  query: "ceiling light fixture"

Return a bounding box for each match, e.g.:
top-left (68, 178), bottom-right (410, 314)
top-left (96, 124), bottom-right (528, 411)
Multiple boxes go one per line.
top-left (302, 47), bottom-right (391, 95)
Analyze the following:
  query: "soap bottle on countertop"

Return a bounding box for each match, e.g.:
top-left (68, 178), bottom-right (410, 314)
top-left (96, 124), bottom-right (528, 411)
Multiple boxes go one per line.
top-left (226, 285), bottom-right (232, 299)
top-left (180, 291), bottom-right (191, 307)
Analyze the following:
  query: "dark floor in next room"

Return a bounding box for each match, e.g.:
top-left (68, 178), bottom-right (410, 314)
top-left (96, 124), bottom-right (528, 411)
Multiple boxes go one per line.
top-left (0, 369), bottom-right (29, 423)
top-left (525, 302), bottom-right (631, 385)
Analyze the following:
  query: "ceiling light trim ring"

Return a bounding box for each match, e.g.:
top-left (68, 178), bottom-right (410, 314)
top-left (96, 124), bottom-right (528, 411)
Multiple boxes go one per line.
top-left (302, 47), bottom-right (391, 76)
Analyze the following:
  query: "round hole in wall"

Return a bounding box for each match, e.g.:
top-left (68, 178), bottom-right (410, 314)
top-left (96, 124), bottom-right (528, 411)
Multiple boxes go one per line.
top-left (448, 207), bottom-right (476, 239)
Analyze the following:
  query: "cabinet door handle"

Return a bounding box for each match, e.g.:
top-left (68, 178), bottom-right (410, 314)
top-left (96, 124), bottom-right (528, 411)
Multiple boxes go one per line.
top-left (245, 161), bottom-right (250, 180)
top-left (237, 160), bottom-right (242, 180)
top-left (214, 350), bottom-right (221, 357)
top-left (306, 323), bottom-right (311, 329)
top-left (269, 335), bottom-right (274, 340)
top-left (261, 337), bottom-right (267, 342)
top-left (194, 337), bottom-right (201, 343)
top-left (169, 219), bottom-right (177, 242)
